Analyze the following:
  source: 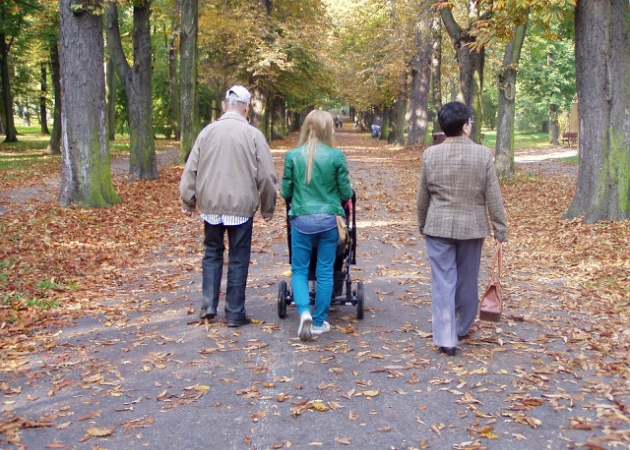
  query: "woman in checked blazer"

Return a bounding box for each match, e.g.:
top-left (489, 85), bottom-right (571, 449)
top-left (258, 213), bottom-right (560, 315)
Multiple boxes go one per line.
top-left (417, 101), bottom-right (508, 356)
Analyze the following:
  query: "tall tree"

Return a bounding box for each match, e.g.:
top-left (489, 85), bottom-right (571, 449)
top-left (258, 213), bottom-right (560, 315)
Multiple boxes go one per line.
top-left (407, 2), bottom-right (434, 146)
top-left (178, 0), bottom-right (198, 161)
top-left (46, 41), bottom-right (61, 154)
top-left (430, 14), bottom-right (443, 135)
top-left (169, 2), bottom-right (180, 141)
top-left (39, 62), bottom-right (50, 134)
top-left (105, 51), bottom-right (116, 141)
top-left (388, 86), bottom-right (407, 145)
top-left (105, 0), bottom-right (157, 180)
top-left (249, 1), bottom-right (272, 134)
top-left (58, 0), bottom-right (120, 207)
top-left (516, 22), bottom-right (575, 136)
top-left (566, 0), bottom-right (630, 222)
top-left (495, 12), bottom-right (529, 179)
top-left (0, 0), bottom-right (28, 142)
top-left (438, 2), bottom-right (485, 143)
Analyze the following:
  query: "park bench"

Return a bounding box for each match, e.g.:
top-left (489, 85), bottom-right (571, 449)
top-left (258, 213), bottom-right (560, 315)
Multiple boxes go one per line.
top-left (562, 131), bottom-right (578, 147)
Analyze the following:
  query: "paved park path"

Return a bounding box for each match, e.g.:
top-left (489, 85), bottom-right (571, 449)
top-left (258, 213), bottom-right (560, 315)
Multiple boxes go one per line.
top-left (2, 133), bottom-right (626, 450)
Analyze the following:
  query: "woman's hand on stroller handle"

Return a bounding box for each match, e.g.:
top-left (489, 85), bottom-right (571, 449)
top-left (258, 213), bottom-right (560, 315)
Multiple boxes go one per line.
top-left (344, 199), bottom-right (353, 216)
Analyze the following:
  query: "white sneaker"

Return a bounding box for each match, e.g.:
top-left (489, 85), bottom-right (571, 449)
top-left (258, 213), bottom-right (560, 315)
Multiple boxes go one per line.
top-left (298, 312), bottom-right (312, 341)
top-left (311, 321), bottom-right (331, 335)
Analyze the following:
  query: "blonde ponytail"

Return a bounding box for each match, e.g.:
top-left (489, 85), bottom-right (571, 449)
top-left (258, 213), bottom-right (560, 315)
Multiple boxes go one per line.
top-left (297, 110), bottom-right (336, 185)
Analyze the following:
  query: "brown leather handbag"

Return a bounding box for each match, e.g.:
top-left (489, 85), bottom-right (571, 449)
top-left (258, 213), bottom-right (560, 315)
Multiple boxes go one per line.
top-left (479, 242), bottom-right (503, 322)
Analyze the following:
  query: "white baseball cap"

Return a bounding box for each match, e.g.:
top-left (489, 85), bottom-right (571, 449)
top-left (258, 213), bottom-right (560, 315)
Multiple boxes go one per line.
top-left (225, 85), bottom-right (251, 104)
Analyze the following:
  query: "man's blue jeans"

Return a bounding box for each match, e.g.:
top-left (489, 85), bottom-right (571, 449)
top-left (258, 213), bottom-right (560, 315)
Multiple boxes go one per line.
top-left (202, 218), bottom-right (253, 322)
top-left (290, 226), bottom-right (338, 326)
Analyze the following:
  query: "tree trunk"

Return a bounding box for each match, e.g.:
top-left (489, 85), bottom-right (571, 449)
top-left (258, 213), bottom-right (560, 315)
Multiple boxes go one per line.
top-left (169, 12), bottom-right (181, 141)
top-left (495, 15), bottom-right (528, 179)
top-left (430, 14), bottom-right (442, 135)
top-left (179, 0), bottom-right (198, 163)
top-left (271, 95), bottom-right (286, 140)
top-left (106, 54), bottom-right (116, 141)
top-left (548, 105), bottom-right (559, 145)
top-left (250, 84), bottom-right (267, 133)
top-left (440, 7), bottom-right (484, 143)
top-left (406, 4), bottom-right (433, 146)
top-left (566, 0), bottom-right (630, 222)
top-left (40, 62), bottom-right (50, 135)
top-left (59, 0), bottom-right (120, 208)
top-left (46, 43), bottom-right (61, 155)
top-left (0, 32), bottom-right (18, 143)
top-left (105, 1), bottom-right (157, 180)
top-left (388, 85), bottom-right (407, 146)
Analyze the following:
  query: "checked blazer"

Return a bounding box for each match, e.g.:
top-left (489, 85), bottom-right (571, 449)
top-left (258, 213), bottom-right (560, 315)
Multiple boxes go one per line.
top-left (416, 136), bottom-right (508, 242)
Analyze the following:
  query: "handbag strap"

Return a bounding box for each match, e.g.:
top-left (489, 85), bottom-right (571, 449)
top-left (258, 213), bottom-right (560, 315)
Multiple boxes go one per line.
top-left (490, 242), bottom-right (503, 279)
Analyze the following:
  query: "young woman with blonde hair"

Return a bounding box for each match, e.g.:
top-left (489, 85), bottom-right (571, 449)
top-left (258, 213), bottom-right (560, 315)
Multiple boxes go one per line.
top-left (281, 110), bottom-right (353, 341)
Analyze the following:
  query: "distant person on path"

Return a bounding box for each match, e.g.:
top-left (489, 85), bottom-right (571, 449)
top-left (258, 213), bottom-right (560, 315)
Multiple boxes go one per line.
top-left (180, 85), bottom-right (277, 327)
top-left (281, 110), bottom-right (353, 341)
top-left (371, 124), bottom-right (381, 138)
top-left (416, 101), bottom-right (507, 356)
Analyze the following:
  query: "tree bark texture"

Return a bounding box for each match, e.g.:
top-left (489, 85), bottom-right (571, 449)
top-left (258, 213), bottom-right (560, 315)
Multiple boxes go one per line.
top-left (58, 0), bottom-right (120, 208)
top-left (495, 16), bottom-right (528, 179)
top-left (271, 95), bottom-right (286, 140)
top-left (406, 4), bottom-right (433, 146)
top-left (169, 25), bottom-right (181, 141)
top-left (105, 1), bottom-right (157, 180)
top-left (440, 8), bottom-right (484, 143)
top-left (40, 62), bottom-right (50, 135)
top-left (430, 15), bottom-right (442, 134)
top-left (46, 43), bottom-right (61, 155)
top-left (567, 0), bottom-right (630, 222)
top-left (388, 83), bottom-right (407, 146)
top-left (250, 84), bottom-right (267, 134)
top-left (0, 33), bottom-right (18, 142)
top-left (106, 55), bottom-right (116, 141)
top-left (179, 0), bottom-right (199, 162)
top-left (548, 104), bottom-right (559, 145)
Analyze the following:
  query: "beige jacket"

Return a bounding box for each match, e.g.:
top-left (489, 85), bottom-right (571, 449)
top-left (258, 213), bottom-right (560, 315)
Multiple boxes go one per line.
top-left (417, 136), bottom-right (507, 242)
top-left (180, 112), bottom-right (277, 218)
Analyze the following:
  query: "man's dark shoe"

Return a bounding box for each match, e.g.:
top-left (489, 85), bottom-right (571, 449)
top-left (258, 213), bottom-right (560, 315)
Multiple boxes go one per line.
top-left (227, 317), bottom-right (251, 327)
top-left (457, 333), bottom-right (469, 341)
top-left (438, 346), bottom-right (457, 356)
top-left (199, 308), bottom-right (217, 321)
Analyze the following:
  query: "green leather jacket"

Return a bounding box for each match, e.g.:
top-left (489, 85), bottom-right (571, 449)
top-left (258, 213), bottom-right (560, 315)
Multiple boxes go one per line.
top-left (281, 143), bottom-right (353, 218)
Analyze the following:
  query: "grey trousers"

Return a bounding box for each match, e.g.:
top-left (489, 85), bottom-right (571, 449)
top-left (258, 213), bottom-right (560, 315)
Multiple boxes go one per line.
top-left (426, 236), bottom-right (484, 348)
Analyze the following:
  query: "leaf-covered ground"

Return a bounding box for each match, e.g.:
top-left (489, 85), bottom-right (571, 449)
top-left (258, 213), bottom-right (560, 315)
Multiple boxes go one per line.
top-left (0, 131), bottom-right (628, 449)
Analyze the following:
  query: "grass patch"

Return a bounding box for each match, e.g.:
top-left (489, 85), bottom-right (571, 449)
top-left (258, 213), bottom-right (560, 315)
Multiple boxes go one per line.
top-left (554, 155), bottom-right (579, 165)
top-left (36, 278), bottom-right (67, 290)
top-left (25, 297), bottom-right (61, 310)
top-left (482, 130), bottom-right (553, 150)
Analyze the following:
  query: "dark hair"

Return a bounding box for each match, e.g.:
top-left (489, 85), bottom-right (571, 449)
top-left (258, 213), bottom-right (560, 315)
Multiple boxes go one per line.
top-left (438, 102), bottom-right (472, 137)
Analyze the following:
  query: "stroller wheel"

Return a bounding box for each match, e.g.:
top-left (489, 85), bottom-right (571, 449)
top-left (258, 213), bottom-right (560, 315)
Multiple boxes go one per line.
top-left (278, 280), bottom-right (288, 319)
top-left (356, 282), bottom-right (364, 320)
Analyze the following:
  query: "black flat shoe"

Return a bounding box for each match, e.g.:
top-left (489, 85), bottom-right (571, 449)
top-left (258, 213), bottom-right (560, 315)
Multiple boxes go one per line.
top-left (227, 317), bottom-right (251, 328)
top-left (439, 347), bottom-right (456, 356)
top-left (457, 334), bottom-right (468, 341)
top-left (199, 308), bottom-right (217, 321)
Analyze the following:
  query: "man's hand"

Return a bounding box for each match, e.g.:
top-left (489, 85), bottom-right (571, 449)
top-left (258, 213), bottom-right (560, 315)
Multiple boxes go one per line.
top-left (182, 208), bottom-right (193, 218)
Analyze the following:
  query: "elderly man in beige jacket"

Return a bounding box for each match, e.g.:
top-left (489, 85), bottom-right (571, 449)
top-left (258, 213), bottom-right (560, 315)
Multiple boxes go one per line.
top-left (417, 101), bottom-right (507, 356)
top-left (180, 85), bottom-right (277, 327)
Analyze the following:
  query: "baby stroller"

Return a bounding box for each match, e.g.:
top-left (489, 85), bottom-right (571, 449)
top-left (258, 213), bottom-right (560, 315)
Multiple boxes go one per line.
top-left (277, 192), bottom-right (364, 319)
